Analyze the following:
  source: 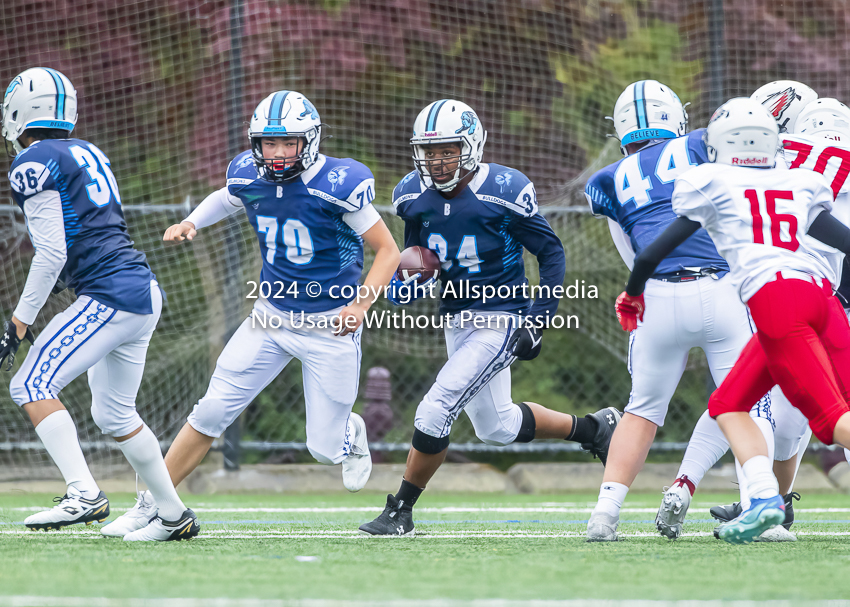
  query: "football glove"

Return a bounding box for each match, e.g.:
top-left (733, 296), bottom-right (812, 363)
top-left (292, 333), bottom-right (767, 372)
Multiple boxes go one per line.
top-left (508, 325), bottom-right (543, 361)
top-left (615, 291), bottom-right (645, 332)
top-left (0, 320), bottom-right (35, 371)
top-left (386, 274), bottom-right (437, 306)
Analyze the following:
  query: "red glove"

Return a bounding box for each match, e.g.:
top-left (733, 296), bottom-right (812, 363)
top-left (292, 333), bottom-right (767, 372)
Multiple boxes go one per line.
top-left (615, 291), bottom-right (645, 332)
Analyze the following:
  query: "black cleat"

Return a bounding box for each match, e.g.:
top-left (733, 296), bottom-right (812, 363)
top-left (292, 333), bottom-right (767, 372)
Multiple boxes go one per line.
top-left (711, 493), bottom-right (798, 525)
top-left (782, 492), bottom-right (800, 530)
top-left (581, 407), bottom-right (622, 465)
top-left (359, 494), bottom-right (415, 536)
top-left (710, 492), bottom-right (800, 538)
top-left (710, 501), bottom-right (742, 524)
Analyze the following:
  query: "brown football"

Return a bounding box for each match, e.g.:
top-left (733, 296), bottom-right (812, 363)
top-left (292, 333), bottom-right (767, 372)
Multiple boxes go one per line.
top-left (396, 246), bottom-right (441, 284)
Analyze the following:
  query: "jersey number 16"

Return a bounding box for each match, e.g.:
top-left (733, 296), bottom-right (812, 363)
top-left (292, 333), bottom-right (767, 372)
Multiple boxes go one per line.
top-left (746, 189), bottom-right (799, 252)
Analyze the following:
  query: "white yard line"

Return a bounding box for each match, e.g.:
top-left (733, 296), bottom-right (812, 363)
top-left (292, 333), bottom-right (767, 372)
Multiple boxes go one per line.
top-left (3, 528), bottom-right (850, 539)
top-left (6, 506), bottom-right (850, 514)
top-left (2, 599), bottom-right (850, 607)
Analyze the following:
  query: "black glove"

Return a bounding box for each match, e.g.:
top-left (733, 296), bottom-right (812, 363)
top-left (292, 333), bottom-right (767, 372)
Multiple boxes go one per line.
top-left (507, 325), bottom-right (542, 361)
top-left (51, 279), bottom-right (67, 295)
top-left (0, 320), bottom-right (35, 371)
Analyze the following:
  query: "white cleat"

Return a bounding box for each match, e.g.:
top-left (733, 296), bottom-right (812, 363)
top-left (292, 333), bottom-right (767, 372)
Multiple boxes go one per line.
top-left (123, 508), bottom-right (200, 542)
top-left (586, 510), bottom-right (619, 542)
top-left (656, 484), bottom-right (691, 540)
top-left (24, 487), bottom-right (110, 531)
top-left (755, 525), bottom-right (797, 542)
top-left (342, 412), bottom-right (372, 492)
top-left (101, 490), bottom-right (158, 538)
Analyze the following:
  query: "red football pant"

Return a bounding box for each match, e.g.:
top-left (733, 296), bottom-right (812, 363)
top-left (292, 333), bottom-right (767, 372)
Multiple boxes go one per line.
top-left (708, 276), bottom-right (850, 444)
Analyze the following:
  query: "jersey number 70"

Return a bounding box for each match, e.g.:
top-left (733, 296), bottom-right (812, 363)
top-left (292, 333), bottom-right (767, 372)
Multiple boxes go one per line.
top-left (746, 189), bottom-right (799, 252)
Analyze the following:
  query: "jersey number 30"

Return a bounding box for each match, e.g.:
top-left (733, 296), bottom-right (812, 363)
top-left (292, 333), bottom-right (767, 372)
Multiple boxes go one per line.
top-left (746, 189), bottom-right (799, 252)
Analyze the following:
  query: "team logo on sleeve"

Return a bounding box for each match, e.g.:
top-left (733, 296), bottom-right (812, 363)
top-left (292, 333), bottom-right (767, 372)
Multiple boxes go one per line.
top-left (495, 171), bottom-right (513, 194)
top-left (236, 155), bottom-right (254, 169)
top-left (300, 99), bottom-right (319, 120)
top-left (400, 171), bottom-right (416, 186)
top-left (455, 111), bottom-right (478, 135)
top-left (327, 166), bottom-right (349, 192)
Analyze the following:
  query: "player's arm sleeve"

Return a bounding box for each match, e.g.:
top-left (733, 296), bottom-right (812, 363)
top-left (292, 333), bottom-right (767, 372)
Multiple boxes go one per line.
top-left (807, 211), bottom-right (850, 256)
top-left (342, 204), bottom-right (382, 236)
top-left (183, 186), bottom-right (243, 230)
top-left (509, 213), bottom-right (566, 321)
top-left (625, 216), bottom-right (701, 296)
top-left (13, 191), bottom-right (68, 325)
top-left (584, 181), bottom-right (617, 220)
top-left (606, 217), bottom-right (635, 270)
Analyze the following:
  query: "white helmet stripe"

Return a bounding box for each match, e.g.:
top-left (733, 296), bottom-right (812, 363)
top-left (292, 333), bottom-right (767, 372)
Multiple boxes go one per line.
top-left (42, 67), bottom-right (66, 119)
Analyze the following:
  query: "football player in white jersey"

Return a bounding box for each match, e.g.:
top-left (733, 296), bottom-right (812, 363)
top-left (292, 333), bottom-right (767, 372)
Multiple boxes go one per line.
top-left (583, 80), bottom-right (773, 542)
top-left (103, 91), bottom-right (400, 539)
top-left (658, 81), bottom-right (821, 542)
top-left (618, 97), bottom-right (850, 543)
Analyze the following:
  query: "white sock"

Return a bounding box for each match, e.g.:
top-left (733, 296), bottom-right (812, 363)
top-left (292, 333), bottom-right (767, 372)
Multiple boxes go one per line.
top-left (117, 425), bottom-right (185, 521)
top-left (788, 428), bottom-right (812, 493)
top-left (35, 410), bottom-right (100, 499)
top-left (737, 416), bottom-right (775, 509)
top-left (741, 455), bottom-right (779, 501)
top-left (595, 482), bottom-right (629, 517)
top-left (677, 411), bottom-right (729, 488)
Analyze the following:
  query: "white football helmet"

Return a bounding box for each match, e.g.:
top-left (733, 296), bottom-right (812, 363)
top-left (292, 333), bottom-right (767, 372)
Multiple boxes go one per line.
top-left (411, 99), bottom-right (487, 191)
top-left (248, 90), bottom-right (321, 181)
top-left (705, 98), bottom-right (778, 167)
top-left (792, 98), bottom-right (850, 142)
top-left (611, 80), bottom-right (688, 154)
top-left (2, 67), bottom-right (77, 154)
top-left (751, 80), bottom-right (817, 133)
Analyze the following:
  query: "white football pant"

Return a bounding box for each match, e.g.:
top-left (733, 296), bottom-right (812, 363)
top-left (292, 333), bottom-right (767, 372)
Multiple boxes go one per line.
top-left (10, 280), bottom-right (162, 437)
top-left (187, 298), bottom-right (360, 465)
top-left (414, 311), bottom-right (523, 445)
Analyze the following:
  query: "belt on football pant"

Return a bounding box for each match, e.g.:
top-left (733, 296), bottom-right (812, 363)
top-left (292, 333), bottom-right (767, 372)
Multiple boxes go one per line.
top-left (653, 268), bottom-right (728, 283)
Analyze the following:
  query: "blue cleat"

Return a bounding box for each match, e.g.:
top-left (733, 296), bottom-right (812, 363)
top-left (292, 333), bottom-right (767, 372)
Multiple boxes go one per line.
top-left (716, 495), bottom-right (785, 545)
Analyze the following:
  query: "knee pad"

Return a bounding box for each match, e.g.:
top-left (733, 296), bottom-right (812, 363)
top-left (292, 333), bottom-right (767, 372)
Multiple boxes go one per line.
top-left (9, 371), bottom-right (30, 406)
top-left (412, 428), bottom-right (450, 454)
top-left (515, 402), bottom-right (536, 443)
top-left (187, 399), bottom-right (228, 438)
top-left (91, 402), bottom-right (142, 437)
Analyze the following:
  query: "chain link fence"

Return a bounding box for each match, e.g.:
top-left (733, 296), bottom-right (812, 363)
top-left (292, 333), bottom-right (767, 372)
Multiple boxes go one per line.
top-left (2, 0), bottom-right (848, 477)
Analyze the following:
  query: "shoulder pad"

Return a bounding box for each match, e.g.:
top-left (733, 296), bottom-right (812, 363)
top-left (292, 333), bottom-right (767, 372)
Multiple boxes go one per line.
top-left (475, 164), bottom-right (537, 217)
top-left (226, 150), bottom-right (257, 186)
top-left (392, 171), bottom-right (423, 215)
top-left (686, 129), bottom-right (710, 163)
top-left (9, 144), bottom-right (54, 198)
top-left (307, 157), bottom-right (375, 212)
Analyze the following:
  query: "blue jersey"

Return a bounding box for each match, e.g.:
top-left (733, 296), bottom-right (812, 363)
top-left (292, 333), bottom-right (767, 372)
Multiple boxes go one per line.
top-left (226, 152), bottom-right (376, 313)
top-left (9, 139), bottom-right (155, 314)
top-left (393, 163), bottom-right (566, 318)
top-left (584, 129), bottom-right (729, 276)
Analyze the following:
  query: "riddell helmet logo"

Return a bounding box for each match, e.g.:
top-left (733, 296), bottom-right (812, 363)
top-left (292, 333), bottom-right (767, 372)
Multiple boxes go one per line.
top-left (731, 156), bottom-right (770, 165)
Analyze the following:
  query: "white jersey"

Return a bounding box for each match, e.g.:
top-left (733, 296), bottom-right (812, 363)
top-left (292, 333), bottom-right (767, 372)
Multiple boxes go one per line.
top-left (672, 164), bottom-right (834, 302)
top-left (780, 134), bottom-right (850, 285)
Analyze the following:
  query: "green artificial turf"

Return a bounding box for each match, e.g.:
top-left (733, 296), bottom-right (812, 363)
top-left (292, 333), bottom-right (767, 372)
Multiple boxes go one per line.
top-left (1, 492), bottom-right (849, 601)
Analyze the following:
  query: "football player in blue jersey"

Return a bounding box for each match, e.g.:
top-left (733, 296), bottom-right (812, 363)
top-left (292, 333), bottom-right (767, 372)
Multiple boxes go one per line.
top-left (0, 68), bottom-right (197, 540)
top-left (583, 80), bottom-right (775, 541)
top-left (359, 99), bottom-right (621, 536)
top-left (103, 90), bottom-right (401, 538)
